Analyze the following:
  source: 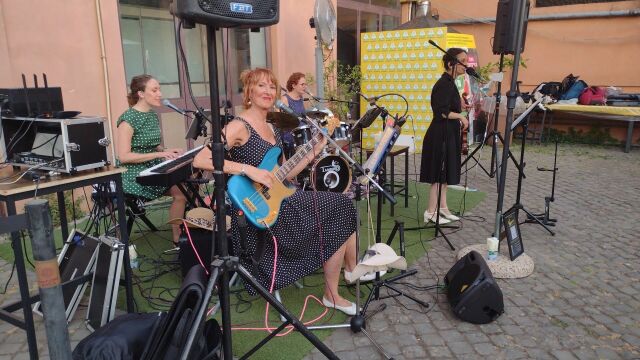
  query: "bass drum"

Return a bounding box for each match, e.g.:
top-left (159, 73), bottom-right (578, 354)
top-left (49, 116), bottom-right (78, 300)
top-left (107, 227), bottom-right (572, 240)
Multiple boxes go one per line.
top-left (310, 155), bottom-right (351, 193)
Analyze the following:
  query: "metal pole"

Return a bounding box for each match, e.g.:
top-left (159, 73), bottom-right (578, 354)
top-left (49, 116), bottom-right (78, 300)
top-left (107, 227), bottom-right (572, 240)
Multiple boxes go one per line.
top-left (205, 25), bottom-right (233, 360)
top-left (494, 0), bottom-right (528, 238)
top-left (314, 34), bottom-right (325, 107)
top-left (25, 199), bottom-right (72, 360)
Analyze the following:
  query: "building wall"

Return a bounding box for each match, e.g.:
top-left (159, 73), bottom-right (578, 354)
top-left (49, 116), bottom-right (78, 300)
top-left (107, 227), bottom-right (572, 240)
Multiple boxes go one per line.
top-left (0, 0), bottom-right (128, 161)
top-left (428, 0), bottom-right (640, 145)
top-left (429, 0), bottom-right (640, 92)
top-left (271, 0), bottom-right (338, 94)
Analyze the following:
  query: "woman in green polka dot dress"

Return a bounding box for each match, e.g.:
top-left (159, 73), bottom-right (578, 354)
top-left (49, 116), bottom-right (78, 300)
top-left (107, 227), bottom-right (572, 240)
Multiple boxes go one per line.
top-left (116, 75), bottom-right (187, 244)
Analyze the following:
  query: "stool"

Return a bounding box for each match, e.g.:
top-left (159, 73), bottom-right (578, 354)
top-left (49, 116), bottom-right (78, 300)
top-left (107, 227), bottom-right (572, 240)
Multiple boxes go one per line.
top-left (365, 145), bottom-right (409, 216)
top-left (125, 195), bottom-right (159, 236)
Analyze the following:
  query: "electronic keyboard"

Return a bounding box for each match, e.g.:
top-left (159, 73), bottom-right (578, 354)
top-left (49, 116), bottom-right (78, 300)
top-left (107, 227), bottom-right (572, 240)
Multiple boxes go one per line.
top-left (136, 145), bottom-right (204, 187)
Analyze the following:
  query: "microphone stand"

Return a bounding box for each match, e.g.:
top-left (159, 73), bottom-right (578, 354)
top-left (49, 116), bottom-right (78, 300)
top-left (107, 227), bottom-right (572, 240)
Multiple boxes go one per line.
top-left (297, 113), bottom-right (396, 360)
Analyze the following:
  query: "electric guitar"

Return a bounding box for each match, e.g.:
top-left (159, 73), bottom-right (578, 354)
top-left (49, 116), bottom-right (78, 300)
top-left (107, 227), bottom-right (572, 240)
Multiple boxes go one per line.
top-left (227, 116), bottom-right (339, 229)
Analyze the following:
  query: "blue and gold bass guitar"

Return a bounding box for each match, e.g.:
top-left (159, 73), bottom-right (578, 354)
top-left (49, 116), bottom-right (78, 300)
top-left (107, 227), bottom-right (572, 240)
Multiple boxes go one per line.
top-left (227, 117), bottom-right (337, 229)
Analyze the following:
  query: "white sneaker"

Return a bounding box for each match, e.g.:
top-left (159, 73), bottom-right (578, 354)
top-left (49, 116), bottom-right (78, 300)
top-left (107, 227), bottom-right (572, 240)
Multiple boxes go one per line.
top-left (424, 210), bottom-right (451, 225)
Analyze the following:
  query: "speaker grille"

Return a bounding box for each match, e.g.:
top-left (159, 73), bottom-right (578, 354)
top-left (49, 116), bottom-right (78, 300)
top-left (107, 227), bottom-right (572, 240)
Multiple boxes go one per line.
top-left (198, 0), bottom-right (277, 20)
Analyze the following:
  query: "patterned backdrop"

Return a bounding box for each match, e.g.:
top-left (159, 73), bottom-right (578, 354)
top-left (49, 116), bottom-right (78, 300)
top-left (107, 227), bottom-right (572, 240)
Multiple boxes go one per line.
top-left (359, 27), bottom-right (476, 152)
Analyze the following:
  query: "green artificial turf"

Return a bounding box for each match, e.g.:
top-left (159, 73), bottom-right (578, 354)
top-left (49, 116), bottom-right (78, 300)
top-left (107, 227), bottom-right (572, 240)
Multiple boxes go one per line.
top-left (0, 182), bottom-right (484, 360)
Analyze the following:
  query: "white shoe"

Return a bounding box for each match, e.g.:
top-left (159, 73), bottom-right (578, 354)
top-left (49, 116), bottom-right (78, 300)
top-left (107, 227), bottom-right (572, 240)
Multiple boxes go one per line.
top-left (439, 208), bottom-right (460, 221)
top-left (322, 297), bottom-right (358, 316)
top-left (424, 210), bottom-right (451, 224)
top-left (344, 269), bottom-right (387, 284)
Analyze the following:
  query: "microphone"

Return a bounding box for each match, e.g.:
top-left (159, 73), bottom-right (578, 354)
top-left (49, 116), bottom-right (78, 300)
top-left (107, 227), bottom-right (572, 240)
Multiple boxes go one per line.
top-left (303, 89), bottom-right (316, 99)
top-left (465, 67), bottom-right (484, 82)
top-left (274, 99), bottom-right (303, 118)
top-left (428, 39), bottom-right (485, 82)
top-left (162, 99), bottom-right (189, 116)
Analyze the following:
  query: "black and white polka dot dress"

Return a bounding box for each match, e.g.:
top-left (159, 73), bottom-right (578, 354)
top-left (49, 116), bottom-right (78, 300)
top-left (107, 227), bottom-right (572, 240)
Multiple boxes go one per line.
top-left (227, 117), bottom-right (357, 295)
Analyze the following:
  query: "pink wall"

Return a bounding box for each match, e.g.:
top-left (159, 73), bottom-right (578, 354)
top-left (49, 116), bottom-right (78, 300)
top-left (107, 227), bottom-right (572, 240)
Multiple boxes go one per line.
top-left (429, 0), bottom-right (640, 92)
top-left (0, 0), bottom-right (128, 160)
top-left (271, 0), bottom-right (337, 93)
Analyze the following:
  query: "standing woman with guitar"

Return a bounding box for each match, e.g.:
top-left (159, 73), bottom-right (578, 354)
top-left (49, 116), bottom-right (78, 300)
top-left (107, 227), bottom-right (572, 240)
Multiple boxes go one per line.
top-left (419, 48), bottom-right (469, 224)
top-left (193, 68), bottom-right (359, 315)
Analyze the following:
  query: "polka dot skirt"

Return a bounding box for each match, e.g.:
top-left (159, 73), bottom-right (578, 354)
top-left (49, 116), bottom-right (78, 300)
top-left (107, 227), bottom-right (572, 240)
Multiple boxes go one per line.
top-left (228, 117), bottom-right (357, 295)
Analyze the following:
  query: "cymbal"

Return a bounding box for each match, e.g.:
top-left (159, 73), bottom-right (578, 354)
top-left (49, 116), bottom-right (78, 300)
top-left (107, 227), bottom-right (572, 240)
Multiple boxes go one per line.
top-left (305, 110), bottom-right (327, 119)
top-left (266, 112), bottom-right (299, 129)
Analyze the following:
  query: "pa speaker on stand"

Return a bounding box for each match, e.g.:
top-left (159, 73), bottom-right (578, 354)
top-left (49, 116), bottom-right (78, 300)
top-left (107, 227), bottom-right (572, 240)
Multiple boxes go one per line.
top-left (492, 0), bottom-right (530, 55)
top-left (170, 0), bottom-right (279, 28)
top-left (445, 251), bottom-right (504, 324)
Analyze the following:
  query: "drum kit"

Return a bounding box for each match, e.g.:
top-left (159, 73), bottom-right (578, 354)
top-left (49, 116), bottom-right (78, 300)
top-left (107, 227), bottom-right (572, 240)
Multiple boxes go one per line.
top-left (267, 108), bottom-right (355, 194)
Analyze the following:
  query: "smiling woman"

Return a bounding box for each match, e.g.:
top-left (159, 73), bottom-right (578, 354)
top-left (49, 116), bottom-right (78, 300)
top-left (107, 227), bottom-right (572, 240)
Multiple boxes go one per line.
top-left (192, 68), bottom-right (361, 315)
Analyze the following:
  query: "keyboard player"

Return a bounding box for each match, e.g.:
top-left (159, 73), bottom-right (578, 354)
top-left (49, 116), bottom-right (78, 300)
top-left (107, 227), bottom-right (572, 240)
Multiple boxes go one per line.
top-left (116, 74), bottom-right (187, 246)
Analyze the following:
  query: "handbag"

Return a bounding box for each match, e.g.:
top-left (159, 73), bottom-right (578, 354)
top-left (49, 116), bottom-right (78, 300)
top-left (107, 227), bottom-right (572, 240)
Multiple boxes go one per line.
top-left (579, 86), bottom-right (607, 105)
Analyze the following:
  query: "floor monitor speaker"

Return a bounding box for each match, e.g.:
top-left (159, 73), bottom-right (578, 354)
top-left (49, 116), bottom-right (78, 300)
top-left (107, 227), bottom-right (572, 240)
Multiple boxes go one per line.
top-left (492, 0), bottom-right (530, 55)
top-left (445, 251), bottom-right (504, 324)
top-left (170, 0), bottom-right (279, 28)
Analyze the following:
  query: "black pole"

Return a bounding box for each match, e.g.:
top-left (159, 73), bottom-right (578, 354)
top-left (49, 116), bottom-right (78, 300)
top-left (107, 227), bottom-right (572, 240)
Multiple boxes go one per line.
top-left (514, 118), bottom-right (528, 206)
top-left (494, 0), bottom-right (528, 238)
top-left (490, 55), bottom-right (505, 177)
top-left (205, 25), bottom-right (233, 360)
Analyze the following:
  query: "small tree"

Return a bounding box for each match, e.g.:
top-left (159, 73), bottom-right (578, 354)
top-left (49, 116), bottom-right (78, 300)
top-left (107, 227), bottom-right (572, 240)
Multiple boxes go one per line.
top-left (308, 60), bottom-right (361, 121)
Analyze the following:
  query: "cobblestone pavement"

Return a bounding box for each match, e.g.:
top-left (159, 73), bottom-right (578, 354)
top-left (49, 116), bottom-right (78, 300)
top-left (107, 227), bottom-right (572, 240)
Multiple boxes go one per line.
top-left (305, 143), bottom-right (640, 360)
top-left (1, 143), bottom-right (639, 359)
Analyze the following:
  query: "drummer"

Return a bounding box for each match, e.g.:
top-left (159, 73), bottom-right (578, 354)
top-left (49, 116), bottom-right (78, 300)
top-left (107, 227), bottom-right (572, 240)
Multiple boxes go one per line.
top-left (280, 72), bottom-right (308, 157)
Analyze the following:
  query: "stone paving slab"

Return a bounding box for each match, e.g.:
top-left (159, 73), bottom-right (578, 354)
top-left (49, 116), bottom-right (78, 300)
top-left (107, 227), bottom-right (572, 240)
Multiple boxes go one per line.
top-left (1, 143), bottom-right (639, 359)
top-left (306, 144), bottom-right (640, 360)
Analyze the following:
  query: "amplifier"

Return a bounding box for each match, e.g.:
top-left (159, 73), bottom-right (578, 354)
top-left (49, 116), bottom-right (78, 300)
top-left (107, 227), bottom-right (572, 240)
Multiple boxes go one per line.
top-left (0, 116), bottom-right (110, 173)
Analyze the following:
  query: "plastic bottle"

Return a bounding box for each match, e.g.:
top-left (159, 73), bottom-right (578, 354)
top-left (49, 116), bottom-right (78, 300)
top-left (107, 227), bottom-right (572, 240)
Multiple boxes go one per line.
top-left (487, 237), bottom-right (499, 261)
top-left (129, 244), bottom-right (139, 269)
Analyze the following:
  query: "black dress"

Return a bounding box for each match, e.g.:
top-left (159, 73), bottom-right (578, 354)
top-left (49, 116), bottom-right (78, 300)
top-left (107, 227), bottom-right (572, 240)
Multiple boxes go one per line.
top-left (419, 72), bottom-right (462, 185)
top-left (227, 117), bottom-right (357, 294)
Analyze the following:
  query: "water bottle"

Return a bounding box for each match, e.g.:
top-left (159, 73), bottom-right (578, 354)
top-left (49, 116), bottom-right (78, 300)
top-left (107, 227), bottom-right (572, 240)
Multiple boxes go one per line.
top-left (129, 244), bottom-right (139, 269)
top-left (487, 237), bottom-right (499, 261)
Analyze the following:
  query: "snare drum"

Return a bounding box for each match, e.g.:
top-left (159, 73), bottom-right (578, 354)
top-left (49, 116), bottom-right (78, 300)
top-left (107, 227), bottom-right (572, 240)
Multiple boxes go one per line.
top-left (331, 122), bottom-right (352, 147)
top-left (292, 125), bottom-right (313, 149)
top-left (310, 155), bottom-right (351, 193)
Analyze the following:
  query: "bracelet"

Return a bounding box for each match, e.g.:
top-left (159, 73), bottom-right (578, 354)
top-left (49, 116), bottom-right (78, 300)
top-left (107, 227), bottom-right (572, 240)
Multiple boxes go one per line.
top-left (240, 165), bottom-right (246, 176)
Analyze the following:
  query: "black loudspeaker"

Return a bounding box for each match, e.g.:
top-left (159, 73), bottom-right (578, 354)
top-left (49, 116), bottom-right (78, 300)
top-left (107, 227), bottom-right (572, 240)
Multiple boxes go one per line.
top-left (492, 0), bottom-right (530, 55)
top-left (444, 251), bottom-right (504, 324)
top-left (179, 228), bottom-right (212, 278)
top-left (170, 0), bottom-right (279, 28)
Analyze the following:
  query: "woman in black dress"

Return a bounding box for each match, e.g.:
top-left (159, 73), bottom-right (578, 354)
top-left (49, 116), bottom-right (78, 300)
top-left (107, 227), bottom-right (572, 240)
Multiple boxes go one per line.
top-left (193, 68), bottom-right (358, 315)
top-left (419, 48), bottom-right (469, 224)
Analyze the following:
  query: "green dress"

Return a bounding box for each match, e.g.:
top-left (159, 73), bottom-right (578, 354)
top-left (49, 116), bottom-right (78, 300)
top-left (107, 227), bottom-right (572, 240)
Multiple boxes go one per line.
top-left (117, 108), bottom-right (167, 200)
